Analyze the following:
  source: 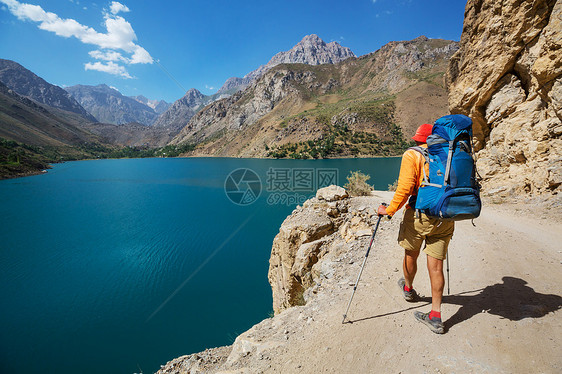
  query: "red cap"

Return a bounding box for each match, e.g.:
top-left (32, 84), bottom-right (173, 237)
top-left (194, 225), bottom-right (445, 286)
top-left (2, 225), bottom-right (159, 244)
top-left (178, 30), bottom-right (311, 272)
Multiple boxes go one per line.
top-left (412, 123), bottom-right (433, 143)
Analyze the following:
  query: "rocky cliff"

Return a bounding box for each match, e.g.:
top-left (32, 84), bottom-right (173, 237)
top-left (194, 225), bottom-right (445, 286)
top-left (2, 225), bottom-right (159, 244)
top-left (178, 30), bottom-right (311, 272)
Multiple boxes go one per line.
top-left (171, 36), bottom-right (458, 158)
top-left (158, 187), bottom-right (397, 373)
top-left (446, 0), bottom-right (561, 196)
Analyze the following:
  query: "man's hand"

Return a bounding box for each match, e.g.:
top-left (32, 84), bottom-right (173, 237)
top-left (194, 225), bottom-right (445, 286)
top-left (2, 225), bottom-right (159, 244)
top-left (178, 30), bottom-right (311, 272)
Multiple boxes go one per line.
top-left (378, 204), bottom-right (388, 216)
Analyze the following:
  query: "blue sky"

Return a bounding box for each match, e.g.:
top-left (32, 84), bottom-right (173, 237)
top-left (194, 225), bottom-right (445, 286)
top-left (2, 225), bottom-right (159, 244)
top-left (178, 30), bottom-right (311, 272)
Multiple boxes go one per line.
top-left (0, 0), bottom-right (468, 103)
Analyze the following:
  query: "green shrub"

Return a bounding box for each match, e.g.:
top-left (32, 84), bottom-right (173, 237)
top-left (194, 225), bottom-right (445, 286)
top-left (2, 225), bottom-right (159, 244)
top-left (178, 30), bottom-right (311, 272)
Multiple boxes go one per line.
top-left (344, 170), bottom-right (373, 196)
top-left (388, 179), bottom-right (399, 191)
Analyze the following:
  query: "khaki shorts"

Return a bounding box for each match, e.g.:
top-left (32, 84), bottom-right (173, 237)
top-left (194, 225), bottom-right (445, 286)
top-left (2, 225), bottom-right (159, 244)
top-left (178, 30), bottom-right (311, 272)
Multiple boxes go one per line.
top-left (398, 208), bottom-right (454, 260)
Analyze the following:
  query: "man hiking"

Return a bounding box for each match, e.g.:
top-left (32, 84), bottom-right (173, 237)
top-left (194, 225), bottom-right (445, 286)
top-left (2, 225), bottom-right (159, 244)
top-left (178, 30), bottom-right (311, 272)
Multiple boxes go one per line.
top-left (377, 123), bottom-right (454, 334)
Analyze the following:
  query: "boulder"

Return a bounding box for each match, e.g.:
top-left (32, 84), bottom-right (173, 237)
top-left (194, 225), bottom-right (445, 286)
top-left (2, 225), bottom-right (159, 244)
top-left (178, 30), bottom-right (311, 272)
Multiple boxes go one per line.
top-left (316, 185), bottom-right (349, 202)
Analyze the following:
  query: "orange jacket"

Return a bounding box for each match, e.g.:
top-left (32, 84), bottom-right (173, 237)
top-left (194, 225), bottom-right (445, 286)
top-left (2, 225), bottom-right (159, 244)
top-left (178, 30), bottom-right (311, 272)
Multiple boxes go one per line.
top-left (386, 145), bottom-right (428, 217)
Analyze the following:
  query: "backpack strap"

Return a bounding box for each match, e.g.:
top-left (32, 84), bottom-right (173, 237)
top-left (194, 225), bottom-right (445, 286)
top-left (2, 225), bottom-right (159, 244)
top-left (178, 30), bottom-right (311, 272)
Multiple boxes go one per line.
top-left (408, 146), bottom-right (442, 188)
top-left (444, 140), bottom-right (454, 186)
top-left (407, 146), bottom-right (429, 182)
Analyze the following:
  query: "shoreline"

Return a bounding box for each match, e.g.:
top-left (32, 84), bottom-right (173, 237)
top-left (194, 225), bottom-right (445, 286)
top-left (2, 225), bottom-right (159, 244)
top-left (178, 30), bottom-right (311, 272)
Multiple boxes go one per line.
top-left (0, 154), bottom-right (402, 181)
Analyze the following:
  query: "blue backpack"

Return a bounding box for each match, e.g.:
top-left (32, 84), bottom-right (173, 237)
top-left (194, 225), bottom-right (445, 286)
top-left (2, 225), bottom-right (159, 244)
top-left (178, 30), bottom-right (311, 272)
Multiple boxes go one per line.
top-left (411, 114), bottom-right (482, 221)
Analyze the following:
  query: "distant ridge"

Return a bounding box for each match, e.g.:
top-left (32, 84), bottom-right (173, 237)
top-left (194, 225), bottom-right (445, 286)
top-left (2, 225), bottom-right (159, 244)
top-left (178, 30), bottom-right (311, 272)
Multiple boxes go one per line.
top-left (152, 88), bottom-right (211, 131)
top-left (131, 95), bottom-right (171, 115)
top-left (66, 84), bottom-right (159, 126)
top-left (0, 80), bottom-right (98, 146)
top-left (0, 59), bottom-right (96, 122)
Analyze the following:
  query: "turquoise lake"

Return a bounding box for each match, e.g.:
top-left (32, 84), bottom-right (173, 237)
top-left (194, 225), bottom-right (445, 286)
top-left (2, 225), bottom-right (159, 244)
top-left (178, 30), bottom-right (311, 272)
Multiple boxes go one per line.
top-left (0, 157), bottom-right (400, 374)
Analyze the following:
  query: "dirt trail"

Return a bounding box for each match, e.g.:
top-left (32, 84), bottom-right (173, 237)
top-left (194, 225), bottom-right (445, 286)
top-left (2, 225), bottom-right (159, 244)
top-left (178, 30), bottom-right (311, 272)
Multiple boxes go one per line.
top-left (262, 198), bottom-right (562, 373)
top-left (158, 196), bottom-right (562, 374)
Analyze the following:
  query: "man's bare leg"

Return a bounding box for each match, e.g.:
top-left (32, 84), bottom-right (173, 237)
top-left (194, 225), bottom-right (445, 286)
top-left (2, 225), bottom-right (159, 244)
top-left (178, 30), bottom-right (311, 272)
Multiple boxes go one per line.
top-left (426, 254), bottom-right (444, 312)
top-left (403, 249), bottom-right (420, 289)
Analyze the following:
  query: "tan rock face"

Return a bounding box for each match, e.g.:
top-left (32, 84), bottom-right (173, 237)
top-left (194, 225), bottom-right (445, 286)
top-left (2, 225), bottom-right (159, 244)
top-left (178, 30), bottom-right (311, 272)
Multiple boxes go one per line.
top-left (267, 185), bottom-right (356, 314)
top-left (446, 0), bottom-right (561, 196)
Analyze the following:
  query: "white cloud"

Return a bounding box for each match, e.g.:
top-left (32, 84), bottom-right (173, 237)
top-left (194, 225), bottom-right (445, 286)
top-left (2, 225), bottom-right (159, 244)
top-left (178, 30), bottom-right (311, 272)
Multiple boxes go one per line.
top-left (89, 49), bottom-right (127, 62)
top-left (0, 0), bottom-right (152, 78)
top-left (85, 61), bottom-right (132, 78)
top-left (205, 85), bottom-right (216, 91)
top-left (109, 1), bottom-right (129, 15)
top-left (130, 45), bottom-right (152, 64)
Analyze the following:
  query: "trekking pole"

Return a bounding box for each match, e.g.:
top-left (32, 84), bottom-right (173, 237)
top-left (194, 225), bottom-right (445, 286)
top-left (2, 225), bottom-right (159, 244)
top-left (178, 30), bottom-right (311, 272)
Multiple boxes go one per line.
top-left (446, 255), bottom-right (450, 295)
top-left (342, 203), bottom-right (386, 324)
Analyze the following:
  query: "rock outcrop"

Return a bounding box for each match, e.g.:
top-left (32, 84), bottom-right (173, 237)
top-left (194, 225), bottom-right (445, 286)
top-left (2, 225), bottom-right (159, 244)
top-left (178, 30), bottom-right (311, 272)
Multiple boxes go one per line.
top-left (446, 0), bottom-right (561, 196)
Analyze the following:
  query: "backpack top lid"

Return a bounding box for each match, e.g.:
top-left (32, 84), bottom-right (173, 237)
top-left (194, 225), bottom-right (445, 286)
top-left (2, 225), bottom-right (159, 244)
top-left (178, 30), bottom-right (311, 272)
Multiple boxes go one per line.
top-left (433, 114), bottom-right (472, 142)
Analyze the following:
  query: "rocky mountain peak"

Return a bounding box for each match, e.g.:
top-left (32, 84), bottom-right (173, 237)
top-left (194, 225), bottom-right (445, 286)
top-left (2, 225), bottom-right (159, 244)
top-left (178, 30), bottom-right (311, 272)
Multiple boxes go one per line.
top-left (131, 95), bottom-right (171, 114)
top-left (411, 35), bottom-right (430, 43)
top-left (216, 34), bottom-right (355, 95)
top-left (184, 88), bottom-right (204, 99)
top-left (266, 34), bottom-right (355, 68)
top-left (297, 33), bottom-right (324, 46)
top-left (152, 87), bottom-right (211, 131)
top-left (176, 88), bottom-right (206, 107)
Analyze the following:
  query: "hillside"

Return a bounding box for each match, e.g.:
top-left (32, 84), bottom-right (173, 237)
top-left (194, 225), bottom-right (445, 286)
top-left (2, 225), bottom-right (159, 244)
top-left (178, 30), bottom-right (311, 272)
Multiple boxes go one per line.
top-left (157, 34), bottom-right (357, 135)
top-left (170, 36), bottom-right (458, 158)
top-left (0, 59), bottom-right (96, 122)
top-left (0, 81), bottom-right (99, 147)
top-left (0, 81), bottom-right (105, 178)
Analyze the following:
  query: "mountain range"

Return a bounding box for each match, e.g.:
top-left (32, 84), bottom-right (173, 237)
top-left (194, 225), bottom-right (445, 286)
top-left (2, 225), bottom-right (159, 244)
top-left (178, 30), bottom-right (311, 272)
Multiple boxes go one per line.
top-left (155, 34), bottom-right (356, 134)
top-left (1, 34), bottom-right (461, 178)
top-left (171, 36), bottom-right (459, 158)
top-left (65, 84), bottom-right (169, 126)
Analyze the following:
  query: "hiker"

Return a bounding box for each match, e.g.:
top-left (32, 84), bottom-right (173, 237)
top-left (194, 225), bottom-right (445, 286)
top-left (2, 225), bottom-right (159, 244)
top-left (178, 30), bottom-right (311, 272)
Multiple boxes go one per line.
top-left (377, 123), bottom-right (454, 334)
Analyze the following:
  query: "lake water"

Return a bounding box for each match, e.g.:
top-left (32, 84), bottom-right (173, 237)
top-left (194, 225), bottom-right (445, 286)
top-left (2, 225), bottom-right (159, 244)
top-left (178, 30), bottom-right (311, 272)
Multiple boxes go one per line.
top-left (0, 157), bottom-right (400, 374)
